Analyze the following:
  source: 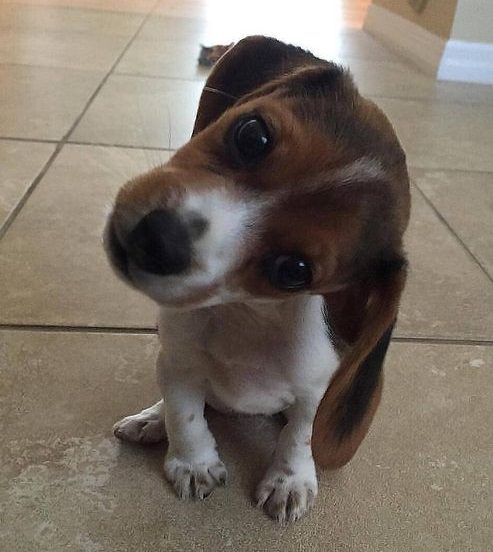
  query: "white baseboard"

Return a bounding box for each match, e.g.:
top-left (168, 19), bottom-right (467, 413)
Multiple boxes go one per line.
top-left (438, 40), bottom-right (493, 84)
top-left (364, 5), bottom-right (493, 84)
top-left (363, 4), bottom-right (445, 76)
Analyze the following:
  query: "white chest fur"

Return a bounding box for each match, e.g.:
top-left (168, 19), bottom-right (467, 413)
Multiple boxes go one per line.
top-left (158, 295), bottom-right (339, 415)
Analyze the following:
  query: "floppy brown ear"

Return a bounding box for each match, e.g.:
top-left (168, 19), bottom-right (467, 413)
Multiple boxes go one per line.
top-left (192, 35), bottom-right (323, 135)
top-left (312, 257), bottom-right (407, 469)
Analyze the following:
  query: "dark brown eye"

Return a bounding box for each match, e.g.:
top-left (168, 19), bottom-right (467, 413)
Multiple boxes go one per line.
top-left (264, 255), bottom-right (313, 291)
top-left (228, 115), bottom-right (271, 165)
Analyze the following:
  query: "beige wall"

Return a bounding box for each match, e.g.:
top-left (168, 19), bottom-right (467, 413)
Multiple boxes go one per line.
top-left (373, 0), bottom-right (458, 39)
top-left (451, 0), bottom-right (493, 42)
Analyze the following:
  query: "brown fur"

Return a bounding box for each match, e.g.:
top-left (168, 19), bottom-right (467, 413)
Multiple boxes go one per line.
top-left (314, 262), bottom-right (407, 468)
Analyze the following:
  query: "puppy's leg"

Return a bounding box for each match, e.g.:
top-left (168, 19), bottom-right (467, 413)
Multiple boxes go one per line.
top-left (160, 362), bottom-right (227, 500)
top-left (256, 399), bottom-right (319, 524)
top-left (113, 399), bottom-right (166, 444)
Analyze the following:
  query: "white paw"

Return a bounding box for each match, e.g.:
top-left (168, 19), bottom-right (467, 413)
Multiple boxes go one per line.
top-left (164, 455), bottom-right (227, 500)
top-left (113, 413), bottom-right (166, 444)
top-left (256, 465), bottom-right (317, 524)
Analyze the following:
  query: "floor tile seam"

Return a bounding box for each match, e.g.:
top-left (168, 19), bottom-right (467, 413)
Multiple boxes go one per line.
top-left (0, 0), bottom-right (161, 241)
top-left (62, 0), bottom-right (162, 145)
top-left (0, 135), bottom-right (176, 152)
top-left (392, 336), bottom-right (493, 347)
top-left (367, 92), bottom-right (493, 107)
top-left (66, 139), bottom-right (174, 151)
top-left (0, 2), bottom-right (157, 19)
top-left (0, 136), bottom-right (59, 144)
top-left (413, 182), bottom-right (493, 283)
top-left (84, 69), bottom-right (493, 107)
top-left (0, 323), bottom-right (157, 334)
top-left (3, 135), bottom-right (493, 180)
top-left (1, 324), bottom-right (492, 346)
top-left (0, 60), bottom-right (111, 73)
top-left (0, 141), bottom-right (63, 240)
top-left (408, 164), bottom-right (493, 177)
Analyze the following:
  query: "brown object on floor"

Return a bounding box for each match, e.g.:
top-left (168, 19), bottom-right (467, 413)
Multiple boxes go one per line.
top-left (198, 43), bottom-right (235, 67)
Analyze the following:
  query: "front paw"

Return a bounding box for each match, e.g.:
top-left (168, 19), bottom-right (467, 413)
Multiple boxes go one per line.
top-left (256, 465), bottom-right (317, 524)
top-left (164, 455), bottom-right (227, 500)
top-left (113, 415), bottom-right (165, 444)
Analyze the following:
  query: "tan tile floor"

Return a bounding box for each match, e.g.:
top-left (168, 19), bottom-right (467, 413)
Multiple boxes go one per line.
top-left (0, 1), bottom-right (492, 550)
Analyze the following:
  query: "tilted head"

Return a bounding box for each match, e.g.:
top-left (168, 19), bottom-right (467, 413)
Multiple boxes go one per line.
top-left (105, 36), bottom-right (410, 312)
top-left (104, 36), bottom-right (411, 469)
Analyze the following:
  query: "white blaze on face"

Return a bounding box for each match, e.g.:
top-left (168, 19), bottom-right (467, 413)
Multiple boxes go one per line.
top-left (180, 189), bottom-right (258, 280)
top-left (133, 187), bottom-right (261, 305)
top-left (332, 156), bottom-right (384, 185)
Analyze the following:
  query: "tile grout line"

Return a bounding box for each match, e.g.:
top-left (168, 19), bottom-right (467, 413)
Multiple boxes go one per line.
top-left (2, 65), bottom-right (490, 107)
top-left (1, 323), bottom-right (492, 346)
top-left (60, 2), bottom-right (162, 145)
top-left (83, 70), bottom-right (493, 107)
top-left (392, 336), bottom-right (493, 347)
top-left (0, 136), bottom-right (60, 145)
top-left (0, 143), bottom-right (63, 241)
top-left (0, 324), bottom-right (157, 335)
top-left (365, 92), bottom-right (493, 107)
top-left (114, 71), bottom-right (206, 83)
top-left (0, 135), bottom-right (176, 152)
top-left (407, 165), bottom-right (493, 177)
top-left (413, 182), bottom-right (493, 283)
top-left (1, 49), bottom-right (491, 105)
top-left (112, 72), bottom-right (493, 106)
top-left (0, 1), bottom-right (161, 241)
top-left (2, 135), bottom-right (493, 178)
top-left (67, 139), bottom-right (175, 152)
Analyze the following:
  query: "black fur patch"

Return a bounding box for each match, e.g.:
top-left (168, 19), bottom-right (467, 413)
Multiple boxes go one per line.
top-left (335, 321), bottom-right (395, 440)
top-left (353, 253), bottom-right (408, 288)
top-left (374, 256), bottom-right (407, 279)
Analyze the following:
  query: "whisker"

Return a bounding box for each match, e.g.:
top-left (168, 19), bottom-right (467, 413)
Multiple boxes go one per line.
top-left (166, 104), bottom-right (172, 151)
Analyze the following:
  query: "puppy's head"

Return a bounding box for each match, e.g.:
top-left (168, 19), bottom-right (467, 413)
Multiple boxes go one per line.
top-left (105, 36), bottom-right (410, 310)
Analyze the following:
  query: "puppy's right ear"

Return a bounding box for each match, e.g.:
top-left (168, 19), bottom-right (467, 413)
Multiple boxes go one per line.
top-left (312, 257), bottom-right (407, 469)
top-left (193, 36), bottom-right (321, 134)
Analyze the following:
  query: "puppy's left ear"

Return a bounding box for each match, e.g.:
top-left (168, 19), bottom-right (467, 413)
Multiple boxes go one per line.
top-left (312, 256), bottom-right (407, 469)
top-left (192, 36), bottom-right (324, 134)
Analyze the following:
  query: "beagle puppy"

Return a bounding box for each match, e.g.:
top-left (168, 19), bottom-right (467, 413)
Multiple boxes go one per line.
top-left (105, 36), bottom-right (410, 524)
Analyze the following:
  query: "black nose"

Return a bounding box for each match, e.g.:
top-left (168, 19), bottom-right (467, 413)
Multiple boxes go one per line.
top-left (127, 209), bottom-right (192, 275)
